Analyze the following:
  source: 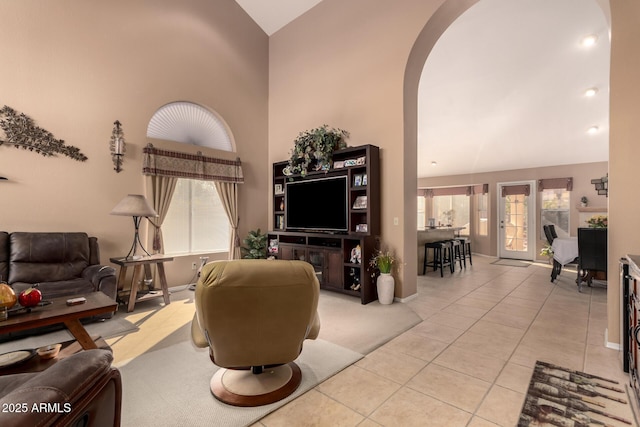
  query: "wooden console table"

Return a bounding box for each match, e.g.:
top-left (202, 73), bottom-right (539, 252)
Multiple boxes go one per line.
top-left (110, 254), bottom-right (173, 312)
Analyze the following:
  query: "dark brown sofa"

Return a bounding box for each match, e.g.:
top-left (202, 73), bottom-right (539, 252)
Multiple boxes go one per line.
top-left (0, 349), bottom-right (122, 427)
top-left (0, 232), bottom-right (116, 301)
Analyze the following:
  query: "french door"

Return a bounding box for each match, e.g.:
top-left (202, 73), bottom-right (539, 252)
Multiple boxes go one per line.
top-left (498, 181), bottom-right (536, 260)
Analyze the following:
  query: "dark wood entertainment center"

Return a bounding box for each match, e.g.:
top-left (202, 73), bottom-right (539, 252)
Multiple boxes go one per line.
top-left (268, 144), bottom-right (381, 304)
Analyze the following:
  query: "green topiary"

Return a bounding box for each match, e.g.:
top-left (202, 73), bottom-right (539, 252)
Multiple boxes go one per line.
top-left (283, 124), bottom-right (348, 177)
top-left (241, 229), bottom-right (268, 259)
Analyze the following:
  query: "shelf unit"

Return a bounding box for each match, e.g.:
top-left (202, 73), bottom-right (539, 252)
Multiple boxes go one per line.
top-left (270, 144), bottom-right (381, 304)
top-left (267, 231), bottom-right (378, 304)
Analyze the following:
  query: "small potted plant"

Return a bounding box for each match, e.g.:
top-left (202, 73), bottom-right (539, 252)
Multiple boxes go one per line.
top-left (369, 249), bottom-right (396, 305)
top-left (241, 229), bottom-right (268, 259)
top-left (580, 196), bottom-right (588, 208)
top-left (586, 215), bottom-right (607, 228)
top-left (540, 244), bottom-right (554, 263)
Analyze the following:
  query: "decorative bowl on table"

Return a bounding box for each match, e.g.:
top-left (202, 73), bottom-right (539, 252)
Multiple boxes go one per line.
top-left (36, 343), bottom-right (62, 360)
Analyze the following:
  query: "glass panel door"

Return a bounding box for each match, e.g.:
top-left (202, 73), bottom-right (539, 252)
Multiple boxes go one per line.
top-left (498, 181), bottom-right (535, 260)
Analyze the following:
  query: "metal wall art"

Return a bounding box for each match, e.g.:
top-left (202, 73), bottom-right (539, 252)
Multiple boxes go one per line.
top-left (591, 174), bottom-right (608, 196)
top-left (0, 105), bottom-right (87, 161)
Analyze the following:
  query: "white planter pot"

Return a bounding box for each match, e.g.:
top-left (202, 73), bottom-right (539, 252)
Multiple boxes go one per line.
top-left (377, 273), bottom-right (395, 305)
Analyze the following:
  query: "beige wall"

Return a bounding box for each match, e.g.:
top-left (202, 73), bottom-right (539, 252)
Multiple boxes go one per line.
top-left (0, 0), bottom-right (269, 287)
top-left (1, 0), bottom-right (636, 347)
top-left (269, 0), bottom-right (448, 299)
top-left (419, 161), bottom-right (609, 259)
top-left (271, 0), bottom-right (635, 349)
top-left (609, 0), bottom-right (640, 346)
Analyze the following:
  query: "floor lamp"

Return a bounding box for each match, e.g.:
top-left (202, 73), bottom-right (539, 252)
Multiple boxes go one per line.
top-left (110, 194), bottom-right (158, 259)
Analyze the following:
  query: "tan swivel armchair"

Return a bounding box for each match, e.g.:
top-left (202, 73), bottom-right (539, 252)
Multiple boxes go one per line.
top-left (191, 259), bottom-right (321, 407)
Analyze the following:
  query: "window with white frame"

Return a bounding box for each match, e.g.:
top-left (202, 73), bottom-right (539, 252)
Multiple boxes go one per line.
top-left (162, 179), bottom-right (230, 255)
top-left (540, 189), bottom-right (570, 239)
top-left (432, 195), bottom-right (470, 235)
top-left (417, 195), bottom-right (426, 229)
top-left (476, 193), bottom-right (488, 236)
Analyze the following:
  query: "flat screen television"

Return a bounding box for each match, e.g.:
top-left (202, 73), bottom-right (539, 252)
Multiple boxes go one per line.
top-left (285, 176), bottom-right (348, 232)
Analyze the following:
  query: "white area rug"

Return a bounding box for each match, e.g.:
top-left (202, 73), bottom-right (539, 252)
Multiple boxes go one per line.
top-left (116, 339), bottom-right (362, 427)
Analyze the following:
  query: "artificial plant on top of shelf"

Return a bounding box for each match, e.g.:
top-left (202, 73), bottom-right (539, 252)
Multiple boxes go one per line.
top-left (283, 124), bottom-right (349, 177)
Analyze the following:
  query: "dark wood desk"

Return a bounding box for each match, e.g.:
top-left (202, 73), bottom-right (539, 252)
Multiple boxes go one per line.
top-left (0, 292), bottom-right (117, 350)
top-left (110, 254), bottom-right (173, 312)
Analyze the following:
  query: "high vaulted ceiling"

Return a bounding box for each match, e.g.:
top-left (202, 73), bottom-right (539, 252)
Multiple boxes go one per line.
top-left (235, 0), bottom-right (610, 179)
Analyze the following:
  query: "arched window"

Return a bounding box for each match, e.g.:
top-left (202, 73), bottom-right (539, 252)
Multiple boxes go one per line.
top-left (146, 102), bottom-right (237, 256)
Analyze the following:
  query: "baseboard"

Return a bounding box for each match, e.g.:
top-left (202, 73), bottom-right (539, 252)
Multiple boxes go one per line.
top-left (395, 293), bottom-right (418, 303)
top-left (605, 328), bottom-right (622, 350)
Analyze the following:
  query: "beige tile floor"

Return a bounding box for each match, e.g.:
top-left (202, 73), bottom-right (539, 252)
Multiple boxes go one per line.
top-left (254, 256), bottom-right (636, 427)
top-left (108, 256), bottom-right (637, 426)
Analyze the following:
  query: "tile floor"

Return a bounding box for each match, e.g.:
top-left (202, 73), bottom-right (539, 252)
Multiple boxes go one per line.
top-left (108, 256), bottom-right (636, 426)
top-left (254, 256), bottom-right (636, 427)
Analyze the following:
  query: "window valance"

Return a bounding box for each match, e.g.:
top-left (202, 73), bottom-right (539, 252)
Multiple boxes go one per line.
top-left (538, 177), bottom-right (573, 191)
top-left (421, 184), bottom-right (488, 198)
top-left (501, 184), bottom-right (530, 197)
top-left (142, 144), bottom-right (244, 183)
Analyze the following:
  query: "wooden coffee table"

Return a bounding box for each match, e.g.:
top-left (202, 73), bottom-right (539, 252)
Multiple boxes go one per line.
top-left (0, 292), bottom-right (117, 350)
top-left (0, 336), bottom-right (111, 375)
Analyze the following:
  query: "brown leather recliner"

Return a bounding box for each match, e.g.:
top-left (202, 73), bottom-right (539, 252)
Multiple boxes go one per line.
top-left (0, 349), bottom-right (122, 427)
top-left (0, 232), bottom-right (117, 301)
top-left (191, 259), bottom-right (321, 407)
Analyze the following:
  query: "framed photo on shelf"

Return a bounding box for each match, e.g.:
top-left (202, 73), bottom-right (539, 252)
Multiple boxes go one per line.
top-left (274, 184), bottom-right (284, 195)
top-left (333, 160), bottom-right (345, 169)
top-left (355, 224), bottom-right (368, 233)
top-left (354, 174), bottom-right (362, 187)
top-left (352, 195), bottom-right (367, 209)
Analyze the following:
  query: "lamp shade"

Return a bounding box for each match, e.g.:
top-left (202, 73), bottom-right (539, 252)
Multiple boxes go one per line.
top-left (110, 194), bottom-right (158, 217)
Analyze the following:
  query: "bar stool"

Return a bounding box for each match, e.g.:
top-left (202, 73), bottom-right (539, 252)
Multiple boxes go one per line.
top-left (456, 237), bottom-right (472, 267)
top-left (423, 241), bottom-right (452, 277)
top-left (448, 239), bottom-right (464, 271)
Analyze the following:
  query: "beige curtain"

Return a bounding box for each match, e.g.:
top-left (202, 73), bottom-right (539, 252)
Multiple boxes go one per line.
top-left (214, 181), bottom-right (241, 260)
top-left (143, 144), bottom-right (244, 259)
top-left (146, 175), bottom-right (178, 253)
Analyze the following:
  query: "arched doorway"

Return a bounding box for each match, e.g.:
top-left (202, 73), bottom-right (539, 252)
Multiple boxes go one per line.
top-left (401, 0), bottom-right (479, 295)
top-left (404, 0), bottom-right (609, 292)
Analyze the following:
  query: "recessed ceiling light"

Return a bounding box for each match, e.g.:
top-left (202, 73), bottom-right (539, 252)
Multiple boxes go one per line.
top-left (431, 161), bottom-right (437, 166)
top-left (584, 87), bottom-right (599, 97)
top-left (587, 126), bottom-right (599, 134)
top-left (581, 34), bottom-right (598, 47)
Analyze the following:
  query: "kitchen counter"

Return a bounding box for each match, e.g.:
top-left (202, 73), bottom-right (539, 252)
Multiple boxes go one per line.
top-left (417, 228), bottom-right (465, 274)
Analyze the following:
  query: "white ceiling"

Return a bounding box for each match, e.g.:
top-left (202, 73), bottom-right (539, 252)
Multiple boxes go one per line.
top-left (235, 0), bottom-right (610, 179)
top-left (234, 0), bottom-right (322, 36)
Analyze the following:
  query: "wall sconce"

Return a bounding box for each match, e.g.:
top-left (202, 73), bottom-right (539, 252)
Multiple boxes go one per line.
top-left (591, 174), bottom-right (608, 197)
top-left (110, 120), bottom-right (126, 173)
